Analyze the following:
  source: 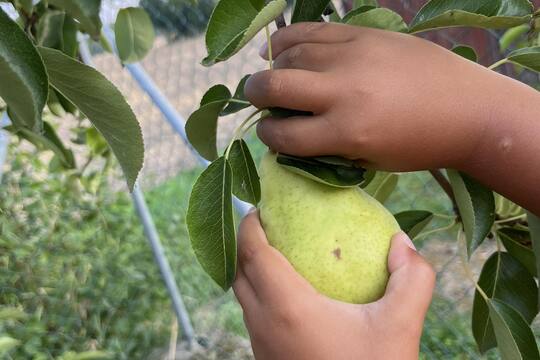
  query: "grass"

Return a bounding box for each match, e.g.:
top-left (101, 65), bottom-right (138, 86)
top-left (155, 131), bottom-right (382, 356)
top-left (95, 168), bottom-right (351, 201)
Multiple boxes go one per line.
top-left (0, 142), bottom-right (485, 358)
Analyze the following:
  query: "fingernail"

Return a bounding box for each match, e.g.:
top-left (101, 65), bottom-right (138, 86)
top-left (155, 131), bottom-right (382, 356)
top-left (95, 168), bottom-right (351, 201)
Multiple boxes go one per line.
top-left (259, 42), bottom-right (268, 57)
top-left (398, 232), bottom-right (416, 251)
top-left (248, 206), bottom-right (257, 214)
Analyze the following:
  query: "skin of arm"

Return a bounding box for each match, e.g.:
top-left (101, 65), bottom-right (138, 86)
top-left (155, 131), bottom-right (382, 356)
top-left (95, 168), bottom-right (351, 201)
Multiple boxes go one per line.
top-left (244, 22), bottom-right (540, 215)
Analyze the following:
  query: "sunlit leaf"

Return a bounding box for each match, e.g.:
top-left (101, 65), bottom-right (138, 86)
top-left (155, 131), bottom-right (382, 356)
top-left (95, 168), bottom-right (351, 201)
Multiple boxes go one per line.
top-left (115, 7), bottom-right (155, 64)
top-left (203, 0), bottom-right (287, 66)
top-left (394, 210), bottom-right (434, 239)
top-left (228, 139), bottom-right (260, 205)
top-left (342, 5), bottom-right (377, 23)
top-left (0, 8), bottom-right (48, 132)
top-left (187, 156), bottom-right (236, 290)
top-left (345, 8), bottom-right (408, 32)
top-left (276, 153), bottom-right (366, 188)
top-left (409, 0), bottom-right (533, 33)
top-left (447, 170), bottom-right (495, 257)
top-left (38, 47), bottom-right (144, 191)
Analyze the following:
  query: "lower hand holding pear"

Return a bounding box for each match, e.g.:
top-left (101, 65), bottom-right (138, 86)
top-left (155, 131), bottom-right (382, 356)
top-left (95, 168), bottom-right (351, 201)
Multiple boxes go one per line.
top-left (234, 211), bottom-right (435, 360)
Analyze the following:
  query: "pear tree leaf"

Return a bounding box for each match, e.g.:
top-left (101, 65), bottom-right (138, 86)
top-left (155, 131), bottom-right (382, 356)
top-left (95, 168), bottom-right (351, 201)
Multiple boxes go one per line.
top-left (187, 156), bottom-right (236, 290)
top-left (54, 87), bottom-right (77, 114)
top-left (38, 47), bottom-right (144, 191)
top-left (37, 10), bottom-right (65, 50)
top-left (528, 212), bottom-right (540, 303)
top-left (15, 0), bottom-right (33, 14)
top-left (499, 24), bottom-right (530, 52)
top-left (498, 227), bottom-right (536, 276)
top-left (394, 210), bottom-right (434, 239)
top-left (495, 194), bottom-right (524, 218)
top-left (487, 299), bottom-right (540, 360)
top-left (447, 170), bottom-right (495, 257)
top-left (409, 0), bottom-right (533, 33)
top-left (363, 172), bottom-right (399, 203)
top-left (86, 126), bottom-right (109, 156)
top-left (115, 7), bottom-right (155, 64)
top-left (228, 139), bottom-right (260, 205)
top-left (221, 75), bottom-right (251, 115)
top-left (354, 0), bottom-right (378, 8)
top-left (0, 8), bottom-right (48, 132)
top-left (345, 8), bottom-right (408, 32)
top-left (452, 45), bottom-right (478, 62)
top-left (6, 121), bottom-right (76, 168)
top-left (276, 153), bottom-right (366, 188)
top-left (291, 0), bottom-right (330, 23)
top-left (203, 0), bottom-right (287, 66)
top-left (186, 85), bottom-right (232, 161)
top-left (506, 46), bottom-right (540, 72)
top-left (48, 0), bottom-right (102, 38)
top-left (472, 252), bottom-right (538, 354)
top-left (201, 84), bottom-right (231, 106)
top-left (342, 5), bottom-right (377, 23)
top-left (62, 15), bottom-right (79, 58)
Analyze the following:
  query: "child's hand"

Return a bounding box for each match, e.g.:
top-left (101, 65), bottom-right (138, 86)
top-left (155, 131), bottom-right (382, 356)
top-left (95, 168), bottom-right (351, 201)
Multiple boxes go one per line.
top-left (245, 22), bottom-right (515, 172)
top-left (234, 211), bottom-right (435, 360)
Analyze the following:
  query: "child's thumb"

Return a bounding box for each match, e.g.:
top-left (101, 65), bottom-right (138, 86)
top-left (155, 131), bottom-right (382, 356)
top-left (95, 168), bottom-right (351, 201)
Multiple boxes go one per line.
top-left (380, 232), bottom-right (436, 325)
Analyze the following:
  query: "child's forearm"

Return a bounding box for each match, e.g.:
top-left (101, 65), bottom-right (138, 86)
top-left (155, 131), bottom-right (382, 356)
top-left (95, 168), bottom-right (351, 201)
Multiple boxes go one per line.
top-left (460, 75), bottom-right (540, 215)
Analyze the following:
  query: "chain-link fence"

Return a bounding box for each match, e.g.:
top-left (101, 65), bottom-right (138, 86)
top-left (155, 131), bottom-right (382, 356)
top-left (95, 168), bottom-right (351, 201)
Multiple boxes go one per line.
top-left (84, 1), bottom-right (539, 358)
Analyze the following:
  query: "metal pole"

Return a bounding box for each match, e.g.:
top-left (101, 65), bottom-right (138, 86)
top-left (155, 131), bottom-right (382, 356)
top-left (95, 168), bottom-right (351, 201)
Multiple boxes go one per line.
top-left (132, 184), bottom-right (195, 344)
top-left (101, 28), bottom-right (252, 216)
top-left (78, 36), bottom-right (196, 347)
top-left (0, 113), bottom-right (10, 183)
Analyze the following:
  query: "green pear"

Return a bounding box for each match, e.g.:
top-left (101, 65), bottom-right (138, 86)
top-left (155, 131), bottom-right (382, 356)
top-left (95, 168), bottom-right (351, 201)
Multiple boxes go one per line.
top-left (259, 152), bottom-right (400, 304)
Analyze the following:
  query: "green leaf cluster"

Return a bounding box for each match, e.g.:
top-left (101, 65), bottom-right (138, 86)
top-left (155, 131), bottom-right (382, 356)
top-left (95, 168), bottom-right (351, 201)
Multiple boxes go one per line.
top-left (0, 1), bottom-right (157, 190)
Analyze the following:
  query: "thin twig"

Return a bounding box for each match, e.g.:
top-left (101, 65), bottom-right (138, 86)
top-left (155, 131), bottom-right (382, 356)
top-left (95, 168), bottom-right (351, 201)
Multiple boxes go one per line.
top-left (429, 169), bottom-right (459, 216)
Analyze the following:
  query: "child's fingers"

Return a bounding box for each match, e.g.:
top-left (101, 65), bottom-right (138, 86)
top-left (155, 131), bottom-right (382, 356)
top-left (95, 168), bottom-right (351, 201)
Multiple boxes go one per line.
top-left (262, 22), bottom-right (353, 60)
top-left (237, 211), bottom-right (316, 305)
top-left (273, 43), bottom-right (342, 71)
top-left (256, 115), bottom-right (340, 157)
top-left (245, 69), bottom-right (332, 113)
top-left (233, 267), bottom-right (259, 318)
top-left (379, 232), bottom-right (435, 328)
